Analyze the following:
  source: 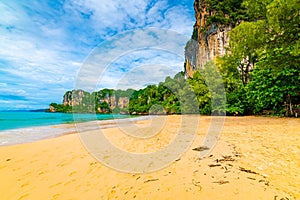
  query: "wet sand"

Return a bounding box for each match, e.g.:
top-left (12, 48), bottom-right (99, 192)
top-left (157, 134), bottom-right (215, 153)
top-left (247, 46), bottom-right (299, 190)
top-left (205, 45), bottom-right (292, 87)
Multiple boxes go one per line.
top-left (0, 116), bottom-right (299, 199)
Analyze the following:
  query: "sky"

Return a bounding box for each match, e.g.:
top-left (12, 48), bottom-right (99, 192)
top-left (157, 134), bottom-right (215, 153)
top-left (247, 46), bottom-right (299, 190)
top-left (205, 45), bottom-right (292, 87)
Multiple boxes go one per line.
top-left (0, 0), bottom-right (195, 110)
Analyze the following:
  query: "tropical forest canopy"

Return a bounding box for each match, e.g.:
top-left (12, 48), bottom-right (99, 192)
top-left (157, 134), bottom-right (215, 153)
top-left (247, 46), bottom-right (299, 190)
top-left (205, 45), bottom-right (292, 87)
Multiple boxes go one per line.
top-left (216, 0), bottom-right (300, 115)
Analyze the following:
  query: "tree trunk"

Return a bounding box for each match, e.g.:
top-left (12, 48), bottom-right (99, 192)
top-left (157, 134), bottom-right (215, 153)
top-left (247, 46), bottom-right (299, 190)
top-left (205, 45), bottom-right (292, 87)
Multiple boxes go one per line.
top-left (285, 94), bottom-right (293, 116)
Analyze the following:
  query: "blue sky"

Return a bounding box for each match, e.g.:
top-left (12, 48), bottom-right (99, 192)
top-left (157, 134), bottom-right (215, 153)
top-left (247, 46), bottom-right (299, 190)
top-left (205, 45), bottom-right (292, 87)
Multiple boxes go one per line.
top-left (0, 0), bottom-right (195, 110)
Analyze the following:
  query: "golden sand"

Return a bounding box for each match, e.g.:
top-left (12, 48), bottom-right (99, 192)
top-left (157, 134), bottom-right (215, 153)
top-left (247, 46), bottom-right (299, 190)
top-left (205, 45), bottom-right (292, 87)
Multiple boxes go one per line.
top-left (0, 116), bottom-right (299, 199)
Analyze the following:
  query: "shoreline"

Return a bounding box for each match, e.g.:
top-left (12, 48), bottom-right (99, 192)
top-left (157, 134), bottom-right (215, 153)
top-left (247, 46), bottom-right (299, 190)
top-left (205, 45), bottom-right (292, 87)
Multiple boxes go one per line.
top-left (0, 115), bottom-right (150, 146)
top-left (0, 114), bottom-right (297, 147)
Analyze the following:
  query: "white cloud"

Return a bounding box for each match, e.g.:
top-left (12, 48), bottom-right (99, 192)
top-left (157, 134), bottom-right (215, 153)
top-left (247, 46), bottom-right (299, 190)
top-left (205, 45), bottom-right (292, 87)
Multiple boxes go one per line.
top-left (0, 0), bottom-right (195, 109)
top-left (66, 0), bottom-right (149, 34)
top-left (162, 6), bottom-right (195, 35)
top-left (65, 0), bottom-right (194, 36)
top-left (75, 28), bottom-right (188, 91)
top-left (113, 64), bottom-right (180, 90)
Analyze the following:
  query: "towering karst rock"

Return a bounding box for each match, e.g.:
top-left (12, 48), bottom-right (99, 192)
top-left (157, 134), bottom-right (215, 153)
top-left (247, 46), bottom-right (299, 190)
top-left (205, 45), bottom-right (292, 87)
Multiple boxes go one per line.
top-left (62, 89), bottom-right (130, 113)
top-left (184, 0), bottom-right (234, 77)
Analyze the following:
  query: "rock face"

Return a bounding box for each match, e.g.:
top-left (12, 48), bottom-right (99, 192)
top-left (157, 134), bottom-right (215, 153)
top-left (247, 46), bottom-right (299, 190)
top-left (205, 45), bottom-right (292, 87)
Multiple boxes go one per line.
top-left (95, 95), bottom-right (129, 109)
top-left (62, 90), bottom-right (129, 112)
top-left (117, 97), bottom-right (129, 109)
top-left (49, 105), bottom-right (56, 112)
top-left (97, 95), bottom-right (116, 109)
top-left (63, 90), bottom-right (84, 106)
top-left (184, 0), bottom-right (232, 77)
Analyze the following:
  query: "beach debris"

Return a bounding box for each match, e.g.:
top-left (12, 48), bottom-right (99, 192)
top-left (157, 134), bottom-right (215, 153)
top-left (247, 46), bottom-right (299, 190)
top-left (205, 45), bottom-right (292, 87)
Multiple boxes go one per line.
top-left (216, 155), bottom-right (235, 163)
top-left (213, 180), bottom-right (229, 185)
top-left (144, 178), bottom-right (159, 183)
top-left (163, 172), bottom-right (171, 176)
top-left (258, 179), bottom-right (269, 186)
top-left (239, 167), bottom-right (258, 174)
top-left (222, 166), bottom-right (229, 172)
top-left (223, 165), bottom-right (232, 173)
top-left (274, 196), bottom-right (290, 200)
top-left (192, 146), bottom-right (210, 151)
top-left (265, 181), bottom-right (269, 186)
top-left (89, 162), bottom-right (97, 166)
top-left (6, 158), bottom-right (11, 161)
top-left (208, 164), bottom-right (221, 167)
top-left (247, 177), bottom-right (256, 180)
top-left (175, 158), bottom-right (181, 162)
top-left (234, 153), bottom-right (241, 157)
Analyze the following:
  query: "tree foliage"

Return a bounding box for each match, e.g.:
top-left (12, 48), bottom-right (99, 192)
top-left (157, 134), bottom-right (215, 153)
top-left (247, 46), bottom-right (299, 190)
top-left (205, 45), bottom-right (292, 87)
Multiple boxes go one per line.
top-left (200, 0), bottom-right (250, 29)
top-left (221, 0), bottom-right (300, 115)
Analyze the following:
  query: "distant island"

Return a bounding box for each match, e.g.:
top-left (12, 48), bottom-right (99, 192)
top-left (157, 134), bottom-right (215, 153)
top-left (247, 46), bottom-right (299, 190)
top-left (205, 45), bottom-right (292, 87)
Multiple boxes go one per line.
top-left (30, 109), bottom-right (47, 112)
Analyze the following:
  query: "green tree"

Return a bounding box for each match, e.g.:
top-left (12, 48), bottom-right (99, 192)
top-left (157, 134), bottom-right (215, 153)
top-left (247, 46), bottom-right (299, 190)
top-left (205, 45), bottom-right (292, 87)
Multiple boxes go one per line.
top-left (246, 67), bottom-right (300, 115)
top-left (223, 0), bottom-right (300, 115)
top-left (227, 20), bottom-right (266, 84)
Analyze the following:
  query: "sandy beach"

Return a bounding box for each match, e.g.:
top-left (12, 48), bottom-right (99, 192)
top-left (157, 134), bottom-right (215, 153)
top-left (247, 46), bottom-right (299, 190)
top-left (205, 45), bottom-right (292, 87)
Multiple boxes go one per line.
top-left (0, 116), bottom-right (299, 200)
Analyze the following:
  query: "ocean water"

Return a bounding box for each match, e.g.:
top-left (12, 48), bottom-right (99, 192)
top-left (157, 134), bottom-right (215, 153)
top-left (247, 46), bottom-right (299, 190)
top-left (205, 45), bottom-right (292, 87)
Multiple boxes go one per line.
top-left (0, 111), bottom-right (134, 146)
top-left (0, 111), bottom-right (132, 131)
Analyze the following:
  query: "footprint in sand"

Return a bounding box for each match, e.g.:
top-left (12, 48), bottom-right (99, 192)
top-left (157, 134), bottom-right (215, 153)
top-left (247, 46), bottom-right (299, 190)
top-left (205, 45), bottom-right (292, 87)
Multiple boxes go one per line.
top-left (18, 193), bottom-right (30, 200)
top-left (21, 182), bottom-right (29, 188)
top-left (57, 163), bottom-right (65, 167)
top-left (108, 189), bottom-right (117, 199)
top-left (49, 182), bottom-right (62, 188)
top-left (64, 179), bottom-right (76, 186)
top-left (38, 171), bottom-right (45, 175)
top-left (52, 194), bottom-right (61, 199)
top-left (23, 172), bottom-right (32, 177)
top-left (0, 165), bottom-right (7, 170)
top-left (29, 160), bottom-right (38, 164)
top-left (75, 184), bottom-right (81, 190)
top-left (87, 168), bottom-right (94, 174)
top-left (89, 162), bottom-right (98, 166)
top-left (12, 167), bottom-right (21, 172)
top-left (69, 171), bottom-right (77, 176)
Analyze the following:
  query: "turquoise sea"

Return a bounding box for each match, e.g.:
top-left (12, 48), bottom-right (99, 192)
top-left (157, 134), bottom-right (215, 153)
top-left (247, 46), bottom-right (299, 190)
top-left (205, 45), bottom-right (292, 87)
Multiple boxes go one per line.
top-left (0, 111), bottom-right (131, 131)
top-left (0, 111), bottom-right (133, 146)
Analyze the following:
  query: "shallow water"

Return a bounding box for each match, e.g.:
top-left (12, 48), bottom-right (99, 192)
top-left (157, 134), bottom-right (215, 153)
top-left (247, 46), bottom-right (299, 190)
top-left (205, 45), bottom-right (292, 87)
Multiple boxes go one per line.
top-left (0, 111), bottom-right (131, 131)
top-left (0, 111), bottom-right (139, 146)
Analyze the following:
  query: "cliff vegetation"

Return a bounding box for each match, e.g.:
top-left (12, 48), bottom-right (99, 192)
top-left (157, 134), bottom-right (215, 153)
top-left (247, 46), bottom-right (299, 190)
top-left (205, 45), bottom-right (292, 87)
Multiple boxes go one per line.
top-left (184, 0), bottom-right (300, 116)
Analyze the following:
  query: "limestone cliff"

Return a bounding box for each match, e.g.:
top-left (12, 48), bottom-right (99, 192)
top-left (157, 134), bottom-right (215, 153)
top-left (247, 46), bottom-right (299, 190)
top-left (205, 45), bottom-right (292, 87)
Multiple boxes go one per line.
top-left (63, 90), bottom-right (85, 106)
top-left (62, 89), bottom-right (129, 113)
top-left (184, 0), bottom-right (232, 77)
